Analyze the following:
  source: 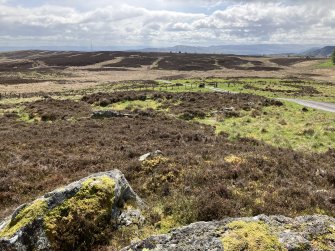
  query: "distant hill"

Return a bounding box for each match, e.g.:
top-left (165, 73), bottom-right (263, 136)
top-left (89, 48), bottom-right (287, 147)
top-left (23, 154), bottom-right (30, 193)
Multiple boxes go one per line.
top-left (302, 46), bottom-right (335, 58)
top-left (138, 44), bottom-right (317, 56)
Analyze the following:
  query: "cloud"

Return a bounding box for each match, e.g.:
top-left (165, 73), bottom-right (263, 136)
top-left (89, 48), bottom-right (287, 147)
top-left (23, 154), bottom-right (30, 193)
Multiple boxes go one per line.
top-left (0, 0), bottom-right (334, 47)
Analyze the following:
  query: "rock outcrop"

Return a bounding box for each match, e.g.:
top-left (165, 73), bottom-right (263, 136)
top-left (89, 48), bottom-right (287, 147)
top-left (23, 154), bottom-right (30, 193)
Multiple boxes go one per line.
top-left (123, 214), bottom-right (335, 251)
top-left (3, 169), bottom-right (335, 251)
top-left (0, 170), bottom-right (144, 251)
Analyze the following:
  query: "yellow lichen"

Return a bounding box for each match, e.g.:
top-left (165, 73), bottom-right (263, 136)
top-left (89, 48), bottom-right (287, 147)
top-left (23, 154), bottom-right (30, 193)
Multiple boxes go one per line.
top-left (221, 221), bottom-right (285, 251)
top-left (0, 199), bottom-right (48, 238)
top-left (157, 215), bottom-right (180, 234)
top-left (224, 155), bottom-right (246, 164)
top-left (142, 156), bottom-right (169, 171)
top-left (311, 226), bottom-right (335, 251)
top-left (44, 175), bottom-right (116, 250)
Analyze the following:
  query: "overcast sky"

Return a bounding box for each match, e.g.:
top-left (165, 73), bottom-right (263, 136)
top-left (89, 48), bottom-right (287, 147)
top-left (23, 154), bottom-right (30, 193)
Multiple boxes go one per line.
top-left (0, 0), bottom-right (334, 48)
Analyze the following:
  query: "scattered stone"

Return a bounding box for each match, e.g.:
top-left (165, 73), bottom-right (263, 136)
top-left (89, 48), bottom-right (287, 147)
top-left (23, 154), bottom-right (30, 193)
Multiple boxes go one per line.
top-left (212, 107), bottom-right (240, 118)
top-left (139, 150), bottom-right (163, 162)
top-left (316, 168), bottom-right (326, 177)
top-left (123, 214), bottom-right (335, 251)
top-left (91, 110), bottom-right (133, 119)
top-left (0, 170), bottom-right (143, 251)
top-left (222, 107), bottom-right (235, 112)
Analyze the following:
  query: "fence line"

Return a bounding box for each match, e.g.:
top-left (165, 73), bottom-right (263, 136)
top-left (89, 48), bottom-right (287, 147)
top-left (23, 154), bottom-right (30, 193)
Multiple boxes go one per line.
top-left (0, 83), bottom-right (209, 100)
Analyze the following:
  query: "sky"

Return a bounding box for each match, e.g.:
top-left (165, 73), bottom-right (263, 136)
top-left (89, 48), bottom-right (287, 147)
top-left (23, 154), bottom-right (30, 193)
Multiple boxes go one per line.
top-left (0, 0), bottom-right (334, 48)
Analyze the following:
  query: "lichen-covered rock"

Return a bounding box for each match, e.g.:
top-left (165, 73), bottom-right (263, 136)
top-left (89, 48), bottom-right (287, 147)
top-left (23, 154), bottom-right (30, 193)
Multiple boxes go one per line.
top-left (0, 170), bottom-right (143, 251)
top-left (123, 214), bottom-right (335, 251)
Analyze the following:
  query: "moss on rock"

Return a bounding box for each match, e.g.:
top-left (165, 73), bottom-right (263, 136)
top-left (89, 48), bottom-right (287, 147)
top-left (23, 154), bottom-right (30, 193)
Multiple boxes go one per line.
top-left (221, 221), bottom-right (285, 251)
top-left (0, 199), bottom-right (48, 238)
top-left (311, 227), bottom-right (335, 251)
top-left (44, 175), bottom-right (116, 250)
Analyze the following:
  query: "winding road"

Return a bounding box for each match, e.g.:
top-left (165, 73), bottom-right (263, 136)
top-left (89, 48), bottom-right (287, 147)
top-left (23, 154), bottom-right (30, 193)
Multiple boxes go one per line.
top-left (279, 99), bottom-right (335, 113)
top-left (208, 86), bottom-right (335, 113)
top-left (160, 80), bottom-right (335, 113)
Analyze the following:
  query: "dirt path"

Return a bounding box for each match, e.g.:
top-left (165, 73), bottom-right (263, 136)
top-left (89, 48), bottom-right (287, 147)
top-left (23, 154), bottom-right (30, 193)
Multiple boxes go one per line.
top-left (150, 57), bottom-right (164, 69)
top-left (208, 86), bottom-right (237, 94)
top-left (280, 99), bottom-right (335, 113)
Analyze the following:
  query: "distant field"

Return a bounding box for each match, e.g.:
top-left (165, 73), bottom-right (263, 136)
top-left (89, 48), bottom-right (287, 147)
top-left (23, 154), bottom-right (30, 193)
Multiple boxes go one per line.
top-left (0, 50), bottom-right (334, 95)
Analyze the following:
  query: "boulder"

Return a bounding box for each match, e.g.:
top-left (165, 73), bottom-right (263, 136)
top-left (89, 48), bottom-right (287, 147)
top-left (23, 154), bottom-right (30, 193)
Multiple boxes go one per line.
top-left (123, 214), bottom-right (335, 251)
top-left (0, 170), bottom-right (144, 251)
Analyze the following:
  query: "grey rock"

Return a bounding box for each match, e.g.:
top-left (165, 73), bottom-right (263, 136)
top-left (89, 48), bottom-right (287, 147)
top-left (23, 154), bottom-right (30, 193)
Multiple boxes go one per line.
top-left (279, 232), bottom-right (310, 250)
top-left (0, 169), bottom-right (143, 251)
top-left (123, 215), bottom-right (335, 251)
top-left (118, 209), bottom-right (145, 227)
top-left (91, 110), bottom-right (133, 119)
top-left (138, 150), bottom-right (163, 162)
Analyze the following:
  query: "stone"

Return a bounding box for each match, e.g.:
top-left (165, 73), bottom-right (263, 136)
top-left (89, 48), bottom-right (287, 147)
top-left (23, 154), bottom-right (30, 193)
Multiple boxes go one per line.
top-left (0, 170), bottom-right (144, 251)
top-left (91, 110), bottom-right (133, 119)
top-left (138, 150), bottom-right (163, 162)
top-left (123, 215), bottom-right (335, 251)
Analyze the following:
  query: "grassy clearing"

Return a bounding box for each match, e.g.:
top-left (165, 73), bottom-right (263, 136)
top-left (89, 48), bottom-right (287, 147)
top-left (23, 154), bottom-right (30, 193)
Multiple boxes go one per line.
top-left (100, 99), bottom-right (161, 111)
top-left (196, 101), bottom-right (335, 152)
top-left (114, 99), bottom-right (160, 110)
top-left (0, 96), bottom-right (43, 105)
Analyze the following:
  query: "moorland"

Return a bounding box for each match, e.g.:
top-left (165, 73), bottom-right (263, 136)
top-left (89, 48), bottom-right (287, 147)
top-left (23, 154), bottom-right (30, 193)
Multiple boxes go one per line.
top-left (0, 50), bottom-right (335, 250)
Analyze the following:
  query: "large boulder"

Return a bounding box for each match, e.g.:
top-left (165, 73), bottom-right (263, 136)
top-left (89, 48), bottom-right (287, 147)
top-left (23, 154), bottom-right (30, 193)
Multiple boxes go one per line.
top-left (0, 170), bottom-right (144, 251)
top-left (123, 214), bottom-right (335, 251)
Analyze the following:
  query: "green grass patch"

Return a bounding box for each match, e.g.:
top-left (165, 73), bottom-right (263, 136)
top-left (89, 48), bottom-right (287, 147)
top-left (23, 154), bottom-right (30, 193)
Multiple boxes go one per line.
top-left (196, 101), bottom-right (335, 153)
top-left (93, 99), bottom-right (162, 111)
top-left (0, 97), bottom-right (43, 105)
top-left (112, 100), bottom-right (160, 111)
top-left (317, 60), bottom-right (335, 68)
top-left (173, 78), bottom-right (335, 103)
